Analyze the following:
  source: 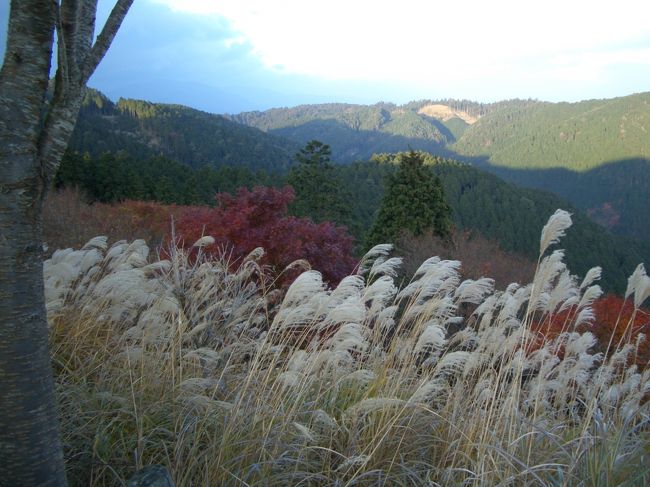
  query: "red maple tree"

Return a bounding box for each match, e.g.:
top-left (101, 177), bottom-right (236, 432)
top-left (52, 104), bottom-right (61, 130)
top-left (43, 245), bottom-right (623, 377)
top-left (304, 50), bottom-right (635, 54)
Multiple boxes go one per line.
top-left (173, 186), bottom-right (357, 285)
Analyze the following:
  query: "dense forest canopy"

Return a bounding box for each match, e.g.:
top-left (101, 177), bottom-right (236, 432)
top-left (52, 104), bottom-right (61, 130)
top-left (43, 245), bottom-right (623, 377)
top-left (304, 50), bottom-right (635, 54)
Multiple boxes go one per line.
top-left (70, 88), bottom-right (299, 171)
top-left (58, 88), bottom-right (650, 295)
top-left (57, 145), bottom-right (650, 295)
top-left (71, 89), bottom-right (650, 241)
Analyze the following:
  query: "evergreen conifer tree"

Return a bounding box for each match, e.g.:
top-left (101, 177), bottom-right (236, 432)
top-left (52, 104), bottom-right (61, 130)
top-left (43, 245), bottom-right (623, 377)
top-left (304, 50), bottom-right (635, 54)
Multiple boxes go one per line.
top-left (287, 140), bottom-right (352, 226)
top-left (367, 151), bottom-right (451, 246)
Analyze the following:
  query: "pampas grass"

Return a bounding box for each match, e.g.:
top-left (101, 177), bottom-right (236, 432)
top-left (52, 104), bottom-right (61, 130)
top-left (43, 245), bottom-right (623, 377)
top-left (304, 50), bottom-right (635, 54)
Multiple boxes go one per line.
top-left (47, 210), bottom-right (650, 486)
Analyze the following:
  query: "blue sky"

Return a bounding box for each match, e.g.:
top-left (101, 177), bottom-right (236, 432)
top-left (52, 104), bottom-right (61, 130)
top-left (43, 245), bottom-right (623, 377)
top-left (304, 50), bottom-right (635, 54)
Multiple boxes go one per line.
top-left (2, 0), bottom-right (650, 113)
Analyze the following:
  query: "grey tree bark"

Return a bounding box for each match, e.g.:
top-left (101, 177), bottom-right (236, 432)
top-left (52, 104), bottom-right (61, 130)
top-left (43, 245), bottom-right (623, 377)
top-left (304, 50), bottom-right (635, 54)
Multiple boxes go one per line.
top-left (0, 1), bottom-right (133, 485)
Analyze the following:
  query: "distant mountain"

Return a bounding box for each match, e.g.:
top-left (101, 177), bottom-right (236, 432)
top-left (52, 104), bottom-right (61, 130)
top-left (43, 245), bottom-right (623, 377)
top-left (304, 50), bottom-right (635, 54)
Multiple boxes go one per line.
top-left (451, 93), bottom-right (650, 241)
top-left (230, 99), bottom-right (534, 161)
top-left (453, 92), bottom-right (650, 170)
top-left (61, 90), bottom-right (649, 292)
top-left (232, 93), bottom-right (650, 241)
top-left (229, 102), bottom-right (452, 161)
top-left (69, 89), bottom-right (299, 172)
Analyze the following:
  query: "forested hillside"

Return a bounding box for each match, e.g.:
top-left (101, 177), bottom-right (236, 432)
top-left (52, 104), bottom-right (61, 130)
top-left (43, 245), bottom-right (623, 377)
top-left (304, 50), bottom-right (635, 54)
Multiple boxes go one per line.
top-left (231, 93), bottom-right (650, 241)
top-left (63, 89), bottom-right (650, 291)
top-left (230, 102), bottom-right (461, 160)
top-left (450, 93), bottom-right (650, 239)
top-left (453, 92), bottom-right (650, 170)
top-left (56, 145), bottom-right (650, 294)
top-left (69, 89), bottom-right (299, 172)
top-left (331, 154), bottom-right (650, 293)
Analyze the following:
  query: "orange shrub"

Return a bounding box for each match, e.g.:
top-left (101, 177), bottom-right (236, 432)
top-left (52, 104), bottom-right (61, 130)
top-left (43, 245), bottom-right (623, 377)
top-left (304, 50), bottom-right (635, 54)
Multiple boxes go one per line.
top-left (44, 187), bottom-right (181, 252)
top-left (532, 294), bottom-right (650, 368)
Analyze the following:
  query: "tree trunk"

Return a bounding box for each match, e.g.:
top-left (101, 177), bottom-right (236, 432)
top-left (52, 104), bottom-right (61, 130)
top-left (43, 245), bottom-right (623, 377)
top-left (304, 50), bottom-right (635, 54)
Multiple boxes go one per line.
top-left (0, 165), bottom-right (67, 485)
top-left (0, 1), bottom-right (67, 483)
top-left (0, 1), bottom-right (132, 483)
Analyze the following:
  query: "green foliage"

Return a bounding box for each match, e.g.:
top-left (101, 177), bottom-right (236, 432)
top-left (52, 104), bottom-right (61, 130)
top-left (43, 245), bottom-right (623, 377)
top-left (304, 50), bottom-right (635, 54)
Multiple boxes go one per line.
top-left (449, 92), bottom-right (650, 240)
top-left (69, 90), bottom-right (299, 172)
top-left (329, 152), bottom-right (650, 294)
top-left (62, 90), bottom-right (650, 292)
top-left (232, 99), bottom-right (536, 163)
top-left (232, 102), bottom-right (450, 161)
top-left (232, 94), bottom-right (650, 242)
top-left (56, 150), bottom-right (276, 205)
top-left (366, 151), bottom-right (451, 247)
top-left (286, 141), bottom-right (353, 230)
top-left (453, 93), bottom-right (650, 171)
top-left (295, 139), bottom-right (332, 165)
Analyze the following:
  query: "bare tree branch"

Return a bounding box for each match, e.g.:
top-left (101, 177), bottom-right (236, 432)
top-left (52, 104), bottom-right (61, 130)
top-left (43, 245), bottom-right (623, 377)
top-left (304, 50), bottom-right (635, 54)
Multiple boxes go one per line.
top-left (39, 0), bottom-right (133, 179)
top-left (82, 0), bottom-right (134, 83)
top-left (59, 0), bottom-right (82, 82)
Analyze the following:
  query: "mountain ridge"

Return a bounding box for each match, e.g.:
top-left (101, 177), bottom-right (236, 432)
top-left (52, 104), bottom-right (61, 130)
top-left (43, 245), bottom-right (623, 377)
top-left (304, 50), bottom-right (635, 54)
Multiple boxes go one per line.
top-left (228, 92), bottom-right (650, 241)
top-left (70, 88), bottom-right (650, 245)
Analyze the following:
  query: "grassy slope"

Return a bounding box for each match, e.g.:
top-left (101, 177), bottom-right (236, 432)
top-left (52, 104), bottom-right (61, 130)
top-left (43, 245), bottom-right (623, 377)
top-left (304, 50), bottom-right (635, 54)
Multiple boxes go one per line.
top-left (48, 221), bottom-right (650, 485)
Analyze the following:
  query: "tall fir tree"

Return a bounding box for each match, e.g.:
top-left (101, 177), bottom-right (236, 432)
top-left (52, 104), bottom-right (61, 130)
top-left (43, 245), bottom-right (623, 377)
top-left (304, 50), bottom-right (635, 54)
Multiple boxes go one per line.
top-left (366, 151), bottom-right (451, 247)
top-left (287, 140), bottom-right (352, 227)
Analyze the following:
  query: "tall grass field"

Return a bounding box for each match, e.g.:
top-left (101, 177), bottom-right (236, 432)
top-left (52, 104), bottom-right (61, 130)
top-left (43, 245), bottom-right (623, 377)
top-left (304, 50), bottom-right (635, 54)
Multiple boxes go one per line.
top-left (46, 210), bottom-right (650, 486)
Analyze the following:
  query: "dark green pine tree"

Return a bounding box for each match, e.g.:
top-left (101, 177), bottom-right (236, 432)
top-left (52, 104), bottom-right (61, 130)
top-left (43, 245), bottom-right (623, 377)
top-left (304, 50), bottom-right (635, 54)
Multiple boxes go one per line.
top-left (287, 140), bottom-right (352, 226)
top-left (366, 151), bottom-right (452, 247)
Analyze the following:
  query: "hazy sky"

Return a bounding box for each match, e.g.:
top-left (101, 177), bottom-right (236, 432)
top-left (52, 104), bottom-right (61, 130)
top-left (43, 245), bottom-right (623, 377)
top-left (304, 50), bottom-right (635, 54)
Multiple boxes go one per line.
top-left (1, 0), bottom-right (649, 113)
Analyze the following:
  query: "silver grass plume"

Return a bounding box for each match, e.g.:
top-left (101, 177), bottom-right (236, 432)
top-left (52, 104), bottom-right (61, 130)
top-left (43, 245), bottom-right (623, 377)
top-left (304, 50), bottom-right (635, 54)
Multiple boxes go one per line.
top-left (292, 422), bottom-right (316, 443)
top-left (454, 277), bottom-right (495, 305)
top-left (574, 306), bottom-right (596, 328)
top-left (342, 369), bottom-right (376, 386)
top-left (580, 266), bottom-right (602, 290)
top-left (330, 275), bottom-right (365, 305)
top-left (414, 322), bottom-right (447, 354)
top-left (408, 378), bottom-right (449, 404)
top-left (344, 397), bottom-right (406, 418)
top-left (539, 209), bottom-right (572, 256)
top-left (243, 246), bottom-right (264, 262)
top-left (326, 323), bottom-right (369, 353)
top-left (434, 351), bottom-right (471, 376)
top-left (282, 270), bottom-right (326, 306)
top-left (577, 285), bottom-right (603, 311)
top-left (369, 256), bottom-right (403, 278)
top-left (413, 256), bottom-right (442, 278)
top-left (625, 263), bottom-right (650, 309)
top-left (546, 270), bottom-right (579, 315)
top-left (311, 409), bottom-right (339, 434)
top-left (192, 235), bottom-right (215, 248)
top-left (81, 235), bottom-right (108, 251)
top-left (357, 243), bottom-right (393, 276)
top-left (363, 276), bottom-right (398, 317)
top-left (530, 250), bottom-right (566, 312)
top-left (324, 296), bottom-right (366, 326)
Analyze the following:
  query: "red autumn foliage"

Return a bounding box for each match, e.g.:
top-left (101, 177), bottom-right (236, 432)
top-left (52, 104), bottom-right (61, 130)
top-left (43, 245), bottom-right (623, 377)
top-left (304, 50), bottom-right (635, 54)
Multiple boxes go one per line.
top-left (532, 294), bottom-right (650, 368)
top-left (173, 186), bottom-right (357, 285)
top-left (44, 186), bottom-right (357, 285)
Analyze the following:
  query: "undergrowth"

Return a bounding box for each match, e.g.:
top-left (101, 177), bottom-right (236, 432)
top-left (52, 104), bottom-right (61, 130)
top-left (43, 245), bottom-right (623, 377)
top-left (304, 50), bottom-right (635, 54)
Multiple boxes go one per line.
top-left (46, 210), bottom-right (650, 486)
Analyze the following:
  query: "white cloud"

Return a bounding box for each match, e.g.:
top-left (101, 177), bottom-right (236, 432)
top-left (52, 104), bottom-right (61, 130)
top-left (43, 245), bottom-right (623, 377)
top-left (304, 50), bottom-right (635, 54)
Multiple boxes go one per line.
top-left (151, 0), bottom-right (650, 83)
